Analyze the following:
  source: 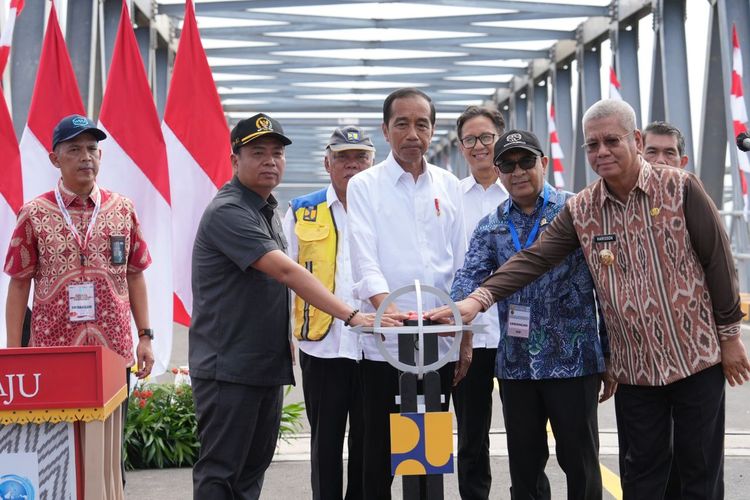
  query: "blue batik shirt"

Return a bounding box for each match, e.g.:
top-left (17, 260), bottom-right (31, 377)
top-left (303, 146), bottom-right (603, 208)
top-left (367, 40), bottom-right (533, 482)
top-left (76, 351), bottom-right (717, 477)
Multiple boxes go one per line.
top-left (451, 183), bottom-right (608, 380)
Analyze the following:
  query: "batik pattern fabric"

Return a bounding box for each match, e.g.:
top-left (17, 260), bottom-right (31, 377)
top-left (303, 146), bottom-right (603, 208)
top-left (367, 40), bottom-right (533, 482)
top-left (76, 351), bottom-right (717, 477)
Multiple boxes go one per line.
top-left (4, 181), bottom-right (151, 363)
top-left (568, 160), bottom-right (723, 385)
top-left (452, 184), bottom-right (607, 380)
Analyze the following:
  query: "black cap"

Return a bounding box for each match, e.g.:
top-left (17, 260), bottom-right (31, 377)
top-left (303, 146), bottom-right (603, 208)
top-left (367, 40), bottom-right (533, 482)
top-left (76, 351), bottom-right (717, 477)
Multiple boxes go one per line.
top-left (231, 113), bottom-right (292, 153)
top-left (326, 126), bottom-right (375, 152)
top-left (52, 114), bottom-right (107, 150)
top-left (493, 129), bottom-right (544, 164)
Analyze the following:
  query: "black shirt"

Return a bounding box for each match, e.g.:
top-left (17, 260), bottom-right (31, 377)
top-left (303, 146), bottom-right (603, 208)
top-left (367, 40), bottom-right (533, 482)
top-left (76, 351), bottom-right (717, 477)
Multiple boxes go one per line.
top-left (189, 176), bottom-right (294, 386)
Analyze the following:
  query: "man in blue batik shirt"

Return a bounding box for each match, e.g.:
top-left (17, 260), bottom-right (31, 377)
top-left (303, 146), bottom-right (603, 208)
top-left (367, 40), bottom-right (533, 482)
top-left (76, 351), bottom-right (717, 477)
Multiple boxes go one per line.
top-left (450, 129), bottom-right (615, 500)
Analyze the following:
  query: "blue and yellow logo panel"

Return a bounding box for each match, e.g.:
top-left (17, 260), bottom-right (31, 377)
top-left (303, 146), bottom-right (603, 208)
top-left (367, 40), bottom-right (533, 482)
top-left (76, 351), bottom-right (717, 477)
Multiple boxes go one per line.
top-left (390, 412), bottom-right (454, 476)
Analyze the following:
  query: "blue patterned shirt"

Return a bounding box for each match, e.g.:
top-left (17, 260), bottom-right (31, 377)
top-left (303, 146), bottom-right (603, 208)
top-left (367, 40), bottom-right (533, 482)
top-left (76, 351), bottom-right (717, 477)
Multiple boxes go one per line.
top-left (451, 183), bottom-right (608, 380)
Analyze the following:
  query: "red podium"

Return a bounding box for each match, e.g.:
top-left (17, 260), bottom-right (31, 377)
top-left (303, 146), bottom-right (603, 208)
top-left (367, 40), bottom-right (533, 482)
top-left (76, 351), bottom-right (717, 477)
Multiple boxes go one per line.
top-left (0, 345), bottom-right (127, 500)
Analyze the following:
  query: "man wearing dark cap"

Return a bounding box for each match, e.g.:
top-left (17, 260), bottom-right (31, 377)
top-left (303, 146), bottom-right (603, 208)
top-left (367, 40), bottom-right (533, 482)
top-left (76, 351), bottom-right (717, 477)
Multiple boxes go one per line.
top-left (5, 114), bottom-right (155, 377)
top-left (190, 114), bottom-right (397, 499)
top-left (447, 129), bottom-right (611, 499)
top-left (282, 125), bottom-right (375, 500)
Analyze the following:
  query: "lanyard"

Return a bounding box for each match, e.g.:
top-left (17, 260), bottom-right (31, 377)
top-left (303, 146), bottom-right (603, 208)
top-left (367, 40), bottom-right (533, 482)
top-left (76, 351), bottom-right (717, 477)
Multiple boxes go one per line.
top-left (507, 185), bottom-right (549, 252)
top-left (54, 184), bottom-right (101, 263)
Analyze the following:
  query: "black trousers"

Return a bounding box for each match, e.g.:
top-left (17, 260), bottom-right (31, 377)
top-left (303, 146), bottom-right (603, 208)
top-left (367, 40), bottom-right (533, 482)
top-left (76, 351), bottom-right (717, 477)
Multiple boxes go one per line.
top-left (192, 377), bottom-right (283, 500)
top-left (452, 347), bottom-right (497, 500)
top-left (501, 374), bottom-right (602, 500)
top-left (300, 351), bottom-right (364, 500)
top-left (616, 402), bottom-right (682, 499)
top-left (615, 364), bottom-right (725, 500)
top-left (359, 358), bottom-right (453, 500)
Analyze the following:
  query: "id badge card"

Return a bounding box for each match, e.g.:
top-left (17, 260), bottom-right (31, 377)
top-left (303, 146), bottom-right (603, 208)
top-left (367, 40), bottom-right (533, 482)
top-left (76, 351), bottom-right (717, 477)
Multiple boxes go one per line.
top-left (507, 303), bottom-right (531, 338)
top-left (68, 282), bottom-right (96, 322)
top-left (110, 235), bottom-right (126, 265)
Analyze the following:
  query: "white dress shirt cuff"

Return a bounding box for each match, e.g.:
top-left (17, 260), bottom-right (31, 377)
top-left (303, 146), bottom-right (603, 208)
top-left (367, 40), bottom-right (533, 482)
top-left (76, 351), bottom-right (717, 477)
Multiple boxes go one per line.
top-left (352, 275), bottom-right (390, 302)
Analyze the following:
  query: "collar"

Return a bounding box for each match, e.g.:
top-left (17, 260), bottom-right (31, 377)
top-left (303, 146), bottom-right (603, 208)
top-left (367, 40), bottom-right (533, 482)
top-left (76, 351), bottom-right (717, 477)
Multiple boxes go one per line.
top-left (503, 182), bottom-right (556, 216)
top-left (598, 156), bottom-right (649, 207)
top-left (325, 183), bottom-right (341, 208)
top-left (461, 174), bottom-right (503, 194)
top-left (57, 179), bottom-right (100, 207)
top-left (231, 175), bottom-right (278, 212)
top-left (383, 151), bottom-right (430, 186)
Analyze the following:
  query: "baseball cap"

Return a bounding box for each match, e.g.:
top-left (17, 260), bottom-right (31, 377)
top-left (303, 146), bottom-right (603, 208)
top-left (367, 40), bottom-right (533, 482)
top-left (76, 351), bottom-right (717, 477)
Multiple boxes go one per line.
top-left (231, 113), bottom-right (292, 153)
top-left (493, 129), bottom-right (544, 164)
top-left (52, 114), bottom-right (107, 150)
top-left (326, 126), bottom-right (375, 152)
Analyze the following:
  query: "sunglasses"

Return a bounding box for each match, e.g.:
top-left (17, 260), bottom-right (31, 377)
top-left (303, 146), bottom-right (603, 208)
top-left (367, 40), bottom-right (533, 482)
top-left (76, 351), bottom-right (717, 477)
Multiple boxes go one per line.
top-left (495, 155), bottom-right (539, 174)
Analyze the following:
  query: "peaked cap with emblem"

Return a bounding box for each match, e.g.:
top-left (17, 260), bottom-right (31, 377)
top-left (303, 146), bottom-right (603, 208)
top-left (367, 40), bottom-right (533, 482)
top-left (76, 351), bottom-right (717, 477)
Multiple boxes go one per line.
top-left (231, 113), bottom-right (292, 152)
top-left (493, 129), bottom-right (544, 164)
top-left (52, 114), bottom-right (107, 150)
top-left (326, 125), bottom-right (375, 152)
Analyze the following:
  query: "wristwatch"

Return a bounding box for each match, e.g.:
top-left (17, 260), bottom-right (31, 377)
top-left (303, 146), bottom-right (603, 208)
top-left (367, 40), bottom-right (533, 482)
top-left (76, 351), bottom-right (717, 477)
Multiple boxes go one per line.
top-left (138, 328), bottom-right (154, 340)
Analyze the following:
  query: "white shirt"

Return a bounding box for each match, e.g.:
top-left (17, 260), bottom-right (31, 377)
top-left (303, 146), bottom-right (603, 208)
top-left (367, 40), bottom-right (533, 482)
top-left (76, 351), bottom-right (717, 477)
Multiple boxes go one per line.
top-left (347, 152), bottom-right (467, 362)
top-left (459, 175), bottom-right (508, 349)
top-left (283, 185), bottom-right (361, 360)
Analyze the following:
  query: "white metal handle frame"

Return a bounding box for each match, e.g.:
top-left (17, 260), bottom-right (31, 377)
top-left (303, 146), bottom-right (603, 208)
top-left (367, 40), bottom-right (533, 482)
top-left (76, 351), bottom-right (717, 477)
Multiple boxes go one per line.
top-left (370, 280), bottom-right (464, 377)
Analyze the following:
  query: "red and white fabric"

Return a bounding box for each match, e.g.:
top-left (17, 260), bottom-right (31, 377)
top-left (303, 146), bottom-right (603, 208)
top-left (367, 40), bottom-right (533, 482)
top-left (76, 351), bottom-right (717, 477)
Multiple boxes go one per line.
top-left (97, 1), bottom-right (173, 375)
top-left (0, 0), bottom-right (24, 76)
top-left (548, 104), bottom-right (566, 188)
top-left (163, 0), bottom-right (232, 325)
top-left (19, 2), bottom-right (85, 202)
top-left (0, 0), bottom-right (23, 346)
top-left (731, 24), bottom-right (750, 216)
top-left (609, 67), bottom-right (623, 101)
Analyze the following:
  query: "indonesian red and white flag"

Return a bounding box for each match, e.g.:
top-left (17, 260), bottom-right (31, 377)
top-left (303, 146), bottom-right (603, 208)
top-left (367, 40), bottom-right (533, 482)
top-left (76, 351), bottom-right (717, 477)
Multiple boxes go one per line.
top-left (19, 2), bottom-right (85, 202)
top-left (548, 104), bottom-right (565, 188)
top-left (731, 24), bottom-right (750, 216)
top-left (163, 0), bottom-right (232, 325)
top-left (0, 0), bottom-right (24, 76)
top-left (97, 1), bottom-right (172, 374)
top-left (0, 73), bottom-right (23, 350)
top-left (609, 67), bottom-right (623, 101)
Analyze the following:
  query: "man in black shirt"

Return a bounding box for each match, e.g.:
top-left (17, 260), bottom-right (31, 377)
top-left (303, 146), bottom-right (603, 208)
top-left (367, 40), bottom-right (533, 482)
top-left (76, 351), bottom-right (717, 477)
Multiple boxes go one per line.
top-left (190, 114), bottom-right (397, 499)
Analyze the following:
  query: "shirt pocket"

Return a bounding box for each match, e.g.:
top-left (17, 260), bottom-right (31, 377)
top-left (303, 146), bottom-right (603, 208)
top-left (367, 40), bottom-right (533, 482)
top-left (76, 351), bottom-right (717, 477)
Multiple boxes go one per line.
top-left (295, 222), bottom-right (331, 262)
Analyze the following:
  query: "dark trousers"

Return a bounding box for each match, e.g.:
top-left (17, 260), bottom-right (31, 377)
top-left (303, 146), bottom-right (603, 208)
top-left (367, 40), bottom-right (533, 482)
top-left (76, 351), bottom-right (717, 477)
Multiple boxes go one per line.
top-left (615, 364), bottom-right (725, 500)
top-left (501, 374), bottom-right (602, 500)
top-left (300, 351), bottom-right (364, 500)
top-left (192, 377), bottom-right (283, 500)
top-left (616, 405), bottom-right (682, 499)
top-left (359, 358), bottom-right (453, 500)
top-left (452, 347), bottom-right (497, 500)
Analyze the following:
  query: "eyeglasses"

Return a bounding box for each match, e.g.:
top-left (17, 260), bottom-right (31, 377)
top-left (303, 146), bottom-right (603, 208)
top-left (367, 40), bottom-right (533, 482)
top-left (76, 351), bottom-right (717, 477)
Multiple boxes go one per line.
top-left (495, 155), bottom-right (539, 174)
top-left (582, 131), bottom-right (633, 153)
top-left (460, 133), bottom-right (497, 148)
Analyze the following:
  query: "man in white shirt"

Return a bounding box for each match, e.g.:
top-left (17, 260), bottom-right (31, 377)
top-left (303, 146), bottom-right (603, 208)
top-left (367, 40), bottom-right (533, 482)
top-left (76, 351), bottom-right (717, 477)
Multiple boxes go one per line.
top-left (454, 105), bottom-right (508, 500)
top-left (347, 88), bottom-right (471, 499)
top-left (283, 126), bottom-right (376, 500)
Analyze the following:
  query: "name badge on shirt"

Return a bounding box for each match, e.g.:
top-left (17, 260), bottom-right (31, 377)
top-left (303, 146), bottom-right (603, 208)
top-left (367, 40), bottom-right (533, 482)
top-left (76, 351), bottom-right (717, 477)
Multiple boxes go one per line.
top-left (507, 303), bottom-right (531, 339)
top-left (110, 235), bottom-right (126, 265)
top-left (593, 234), bottom-right (616, 244)
top-left (68, 282), bottom-right (96, 322)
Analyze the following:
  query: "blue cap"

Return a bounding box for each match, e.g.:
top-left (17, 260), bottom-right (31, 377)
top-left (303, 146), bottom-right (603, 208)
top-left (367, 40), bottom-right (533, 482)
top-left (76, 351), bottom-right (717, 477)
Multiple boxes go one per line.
top-left (52, 114), bottom-right (107, 150)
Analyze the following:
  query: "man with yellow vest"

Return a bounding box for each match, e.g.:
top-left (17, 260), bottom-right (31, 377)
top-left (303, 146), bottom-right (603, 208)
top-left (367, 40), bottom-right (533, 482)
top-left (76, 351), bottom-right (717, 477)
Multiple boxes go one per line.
top-left (282, 126), bottom-right (375, 500)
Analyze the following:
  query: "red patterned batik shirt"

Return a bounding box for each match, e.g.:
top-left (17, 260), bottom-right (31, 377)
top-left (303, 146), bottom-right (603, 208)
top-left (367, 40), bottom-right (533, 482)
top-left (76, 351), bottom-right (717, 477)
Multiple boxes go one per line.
top-left (4, 181), bottom-right (151, 364)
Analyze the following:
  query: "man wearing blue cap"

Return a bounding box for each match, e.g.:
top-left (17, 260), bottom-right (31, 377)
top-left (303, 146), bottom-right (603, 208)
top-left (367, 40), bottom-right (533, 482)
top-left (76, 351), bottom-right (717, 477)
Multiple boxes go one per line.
top-left (5, 114), bottom-right (155, 377)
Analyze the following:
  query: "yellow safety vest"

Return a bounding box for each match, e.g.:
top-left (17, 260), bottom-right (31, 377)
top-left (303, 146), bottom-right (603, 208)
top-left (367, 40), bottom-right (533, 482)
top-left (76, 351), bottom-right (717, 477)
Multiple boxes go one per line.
top-left (290, 189), bottom-right (338, 341)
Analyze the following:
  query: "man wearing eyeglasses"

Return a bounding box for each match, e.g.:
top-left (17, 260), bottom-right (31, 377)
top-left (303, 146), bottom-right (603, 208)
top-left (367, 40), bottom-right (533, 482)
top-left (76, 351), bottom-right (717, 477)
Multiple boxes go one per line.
top-left (430, 99), bottom-right (750, 499)
top-left (449, 129), bottom-right (611, 500)
top-left (453, 106), bottom-right (508, 500)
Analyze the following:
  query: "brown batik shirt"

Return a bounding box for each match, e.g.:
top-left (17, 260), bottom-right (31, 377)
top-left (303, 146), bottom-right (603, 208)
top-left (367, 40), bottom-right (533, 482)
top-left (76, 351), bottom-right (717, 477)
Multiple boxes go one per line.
top-left (475, 158), bottom-right (743, 386)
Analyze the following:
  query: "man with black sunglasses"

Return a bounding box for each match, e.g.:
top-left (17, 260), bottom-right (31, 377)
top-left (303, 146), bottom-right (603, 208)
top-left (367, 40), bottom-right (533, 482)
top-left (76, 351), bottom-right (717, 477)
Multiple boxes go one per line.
top-left (448, 129), bottom-right (611, 500)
